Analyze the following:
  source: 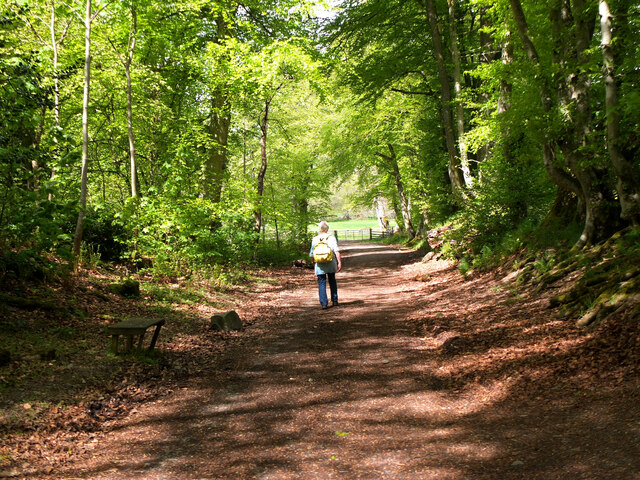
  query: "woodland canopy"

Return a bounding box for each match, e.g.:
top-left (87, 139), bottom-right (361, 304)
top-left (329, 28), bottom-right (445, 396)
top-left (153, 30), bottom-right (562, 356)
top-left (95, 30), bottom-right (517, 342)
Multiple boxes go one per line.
top-left (1, 0), bottom-right (639, 278)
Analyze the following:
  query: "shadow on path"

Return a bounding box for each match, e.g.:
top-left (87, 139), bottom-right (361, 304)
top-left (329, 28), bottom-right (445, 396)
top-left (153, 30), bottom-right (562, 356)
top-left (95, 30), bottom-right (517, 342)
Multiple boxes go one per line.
top-left (51, 243), bottom-right (640, 480)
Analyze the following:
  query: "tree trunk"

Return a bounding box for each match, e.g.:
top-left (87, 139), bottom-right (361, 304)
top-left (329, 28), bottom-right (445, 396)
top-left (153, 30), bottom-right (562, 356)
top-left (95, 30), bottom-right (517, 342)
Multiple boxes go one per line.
top-left (296, 195), bottom-right (309, 242)
top-left (270, 185), bottom-right (280, 250)
top-left (498, 34), bottom-right (513, 114)
top-left (510, 0), bottom-right (599, 246)
top-left (254, 99), bottom-right (270, 235)
top-left (424, 0), bottom-right (465, 202)
top-left (72, 0), bottom-right (91, 260)
top-left (509, 0), bottom-right (578, 197)
top-left (204, 14), bottom-right (232, 203)
top-left (375, 197), bottom-right (386, 229)
top-left (125, 5), bottom-right (138, 198)
top-left (377, 145), bottom-right (415, 239)
top-left (447, 0), bottom-right (472, 189)
top-left (391, 196), bottom-right (404, 233)
top-left (539, 187), bottom-right (580, 229)
top-left (47, 1), bottom-right (72, 199)
top-left (553, 0), bottom-right (617, 247)
top-left (206, 91), bottom-right (231, 203)
top-left (599, 0), bottom-right (640, 225)
top-left (294, 166), bottom-right (311, 242)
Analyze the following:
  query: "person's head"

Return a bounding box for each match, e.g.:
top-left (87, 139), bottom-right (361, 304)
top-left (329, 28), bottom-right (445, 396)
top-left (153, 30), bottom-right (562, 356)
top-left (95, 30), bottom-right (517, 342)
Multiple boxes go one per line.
top-left (318, 221), bottom-right (329, 233)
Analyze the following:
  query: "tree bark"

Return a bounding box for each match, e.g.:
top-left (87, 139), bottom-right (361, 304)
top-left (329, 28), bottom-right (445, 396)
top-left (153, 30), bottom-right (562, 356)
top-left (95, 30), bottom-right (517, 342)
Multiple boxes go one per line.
top-left (375, 197), bottom-right (386, 229)
top-left (254, 99), bottom-right (270, 235)
top-left (552, 0), bottom-right (617, 247)
top-left (509, 0), bottom-right (594, 243)
top-left (540, 187), bottom-right (580, 228)
top-left (204, 13), bottom-right (232, 203)
top-left (391, 196), bottom-right (405, 234)
top-left (599, 0), bottom-right (640, 225)
top-left (447, 0), bottom-right (472, 189)
top-left (125, 5), bottom-right (138, 198)
top-left (509, 0), bottom-right (578, 198)
top-left (377, 144), bottom-right (415, 239)
top-left (206, 90), bottom-right (231, 203)
top-left (424, 0), bottom-right (465, 202)
top-left (72, 0), bottom-right (92, 260)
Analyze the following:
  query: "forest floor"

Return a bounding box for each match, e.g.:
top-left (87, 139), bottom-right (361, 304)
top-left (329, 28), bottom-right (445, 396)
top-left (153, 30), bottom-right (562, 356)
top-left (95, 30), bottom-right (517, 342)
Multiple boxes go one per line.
top-left (2, 242), bottom-right (640, 479)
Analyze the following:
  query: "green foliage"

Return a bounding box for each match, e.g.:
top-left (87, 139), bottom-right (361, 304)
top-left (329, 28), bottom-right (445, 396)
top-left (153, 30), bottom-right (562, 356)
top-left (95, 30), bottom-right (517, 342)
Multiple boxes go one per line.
top-left (207, 264), bottom-right (254, 289)
top-left (457, 257), bottom-right (471, 277)
top-left (50, 326), bottom-right (76, 339)
top-left (1, 0), bottom-right (639, 280)
top-left (454, 144), bottom-right (554, 256)
top-left (254, 241), bottom-right (303, 266)
top-left (118, 198), bottom-right (258, 277)
top-left (82, 205), bottom-right (129, 263)
top-left (0, 36), bottom-right (63, 253)
top-left (471, 245), bottom-right (494, 270)
top-left (524, 219), bottom-right (583, 250)
top-left (0, 250), bottom-right (57, 282)
top-left (376, 232), bottom-right (409, 245)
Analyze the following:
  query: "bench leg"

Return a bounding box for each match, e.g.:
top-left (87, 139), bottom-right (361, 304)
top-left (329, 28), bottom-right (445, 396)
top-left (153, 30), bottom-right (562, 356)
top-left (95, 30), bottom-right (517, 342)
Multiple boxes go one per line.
top-left (148, 324), bottom-right (162, 351)
top-left (110, 335), bottom-right (120, 354)
top-left (125, 334), bottom-right (134, 352)
top-left (136, 332), bottom-right (146, 350)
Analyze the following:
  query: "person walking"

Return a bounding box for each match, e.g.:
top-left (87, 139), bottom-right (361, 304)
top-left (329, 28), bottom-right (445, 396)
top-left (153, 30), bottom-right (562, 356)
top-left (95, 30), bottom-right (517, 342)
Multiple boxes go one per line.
top-left (309, 221), bottom-right (342, 309)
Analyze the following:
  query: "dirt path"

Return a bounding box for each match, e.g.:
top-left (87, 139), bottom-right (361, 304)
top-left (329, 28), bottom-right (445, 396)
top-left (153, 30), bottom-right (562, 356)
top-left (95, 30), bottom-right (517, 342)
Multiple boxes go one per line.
top-left (41, 243), bottom-right (640, 479)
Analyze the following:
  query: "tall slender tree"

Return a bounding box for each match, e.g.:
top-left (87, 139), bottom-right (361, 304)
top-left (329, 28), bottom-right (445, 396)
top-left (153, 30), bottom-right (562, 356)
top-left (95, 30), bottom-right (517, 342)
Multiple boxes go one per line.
top-left (72, 0), bottom-right (92, 259)
top-left (447, 0), bottom-right (472, 189)
top-left (107, 3), bottom-right (139, 198)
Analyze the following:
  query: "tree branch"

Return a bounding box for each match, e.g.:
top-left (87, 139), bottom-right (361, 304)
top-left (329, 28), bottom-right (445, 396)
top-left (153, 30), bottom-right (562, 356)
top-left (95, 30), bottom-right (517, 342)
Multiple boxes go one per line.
top-left (391, 88), bottom-right (434, 96)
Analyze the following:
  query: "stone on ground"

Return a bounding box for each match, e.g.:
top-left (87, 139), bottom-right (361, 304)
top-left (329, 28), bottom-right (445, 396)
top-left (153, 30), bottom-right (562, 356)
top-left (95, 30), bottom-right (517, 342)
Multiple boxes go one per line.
top-left (210, 310), bottom-right (243, 331)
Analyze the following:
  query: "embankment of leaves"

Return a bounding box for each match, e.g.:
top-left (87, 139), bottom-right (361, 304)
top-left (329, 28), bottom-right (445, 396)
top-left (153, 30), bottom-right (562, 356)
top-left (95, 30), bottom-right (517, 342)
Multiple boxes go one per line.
top-left (512, 228), bottom-right (640, 327)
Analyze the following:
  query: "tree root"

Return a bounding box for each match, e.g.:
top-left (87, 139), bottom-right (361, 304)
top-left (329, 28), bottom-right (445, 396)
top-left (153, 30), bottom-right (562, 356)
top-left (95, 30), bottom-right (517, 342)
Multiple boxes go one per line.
top-left (514, 229), bottom-right (640, 327)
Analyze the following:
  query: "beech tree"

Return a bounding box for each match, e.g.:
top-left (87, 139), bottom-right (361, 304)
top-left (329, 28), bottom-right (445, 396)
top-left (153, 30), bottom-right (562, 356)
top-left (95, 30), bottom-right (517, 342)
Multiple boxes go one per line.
top-left (423, 0), bottom-right (466, 202)
top-left (72, 0), bottom-right (93, 259)
top-left (599, 0), bottom-right (640, 226)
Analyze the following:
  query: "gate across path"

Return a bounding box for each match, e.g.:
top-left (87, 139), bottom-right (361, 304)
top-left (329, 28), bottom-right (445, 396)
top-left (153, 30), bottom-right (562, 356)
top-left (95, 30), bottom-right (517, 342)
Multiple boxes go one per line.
top-left (332, 227), bottom-right (393, 242)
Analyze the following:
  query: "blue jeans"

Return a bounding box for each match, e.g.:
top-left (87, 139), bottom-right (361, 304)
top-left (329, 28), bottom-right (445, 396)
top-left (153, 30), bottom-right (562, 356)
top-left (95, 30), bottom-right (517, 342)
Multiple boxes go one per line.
top-left (317, 273), bottom-right (338, 307)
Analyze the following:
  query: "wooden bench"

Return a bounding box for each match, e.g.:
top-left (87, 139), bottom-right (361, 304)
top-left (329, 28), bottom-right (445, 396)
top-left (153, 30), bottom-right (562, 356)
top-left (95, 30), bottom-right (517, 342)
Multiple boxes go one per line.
top-left (106, 318), bottom-right (165, 355)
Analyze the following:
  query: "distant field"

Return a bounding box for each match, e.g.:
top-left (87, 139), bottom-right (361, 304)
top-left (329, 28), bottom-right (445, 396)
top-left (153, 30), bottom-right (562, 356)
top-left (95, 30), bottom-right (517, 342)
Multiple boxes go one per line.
top-left (310, 218), bottom-right (396, 231)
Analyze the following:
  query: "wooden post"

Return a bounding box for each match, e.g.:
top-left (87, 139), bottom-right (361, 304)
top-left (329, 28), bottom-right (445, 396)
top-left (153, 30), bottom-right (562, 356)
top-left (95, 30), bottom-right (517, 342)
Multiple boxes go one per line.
top-left (334, 230), bottom-right (338, 241)
top-left (370, 228), bottom-right (373, 240)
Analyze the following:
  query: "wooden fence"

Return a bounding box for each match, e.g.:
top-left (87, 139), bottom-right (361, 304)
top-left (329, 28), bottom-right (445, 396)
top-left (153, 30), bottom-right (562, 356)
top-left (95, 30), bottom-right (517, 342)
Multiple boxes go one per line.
top-left (332, 228), bottom-right (393, 242)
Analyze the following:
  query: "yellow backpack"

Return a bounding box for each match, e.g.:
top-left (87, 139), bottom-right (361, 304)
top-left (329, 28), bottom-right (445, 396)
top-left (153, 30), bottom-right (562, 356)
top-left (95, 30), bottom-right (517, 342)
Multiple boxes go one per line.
top-left (313, 235), bottom-right (333, 263)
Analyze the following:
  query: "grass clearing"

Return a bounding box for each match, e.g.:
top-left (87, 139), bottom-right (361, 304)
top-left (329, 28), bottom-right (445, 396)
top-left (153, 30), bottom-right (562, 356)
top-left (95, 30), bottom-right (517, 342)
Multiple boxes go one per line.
top-left (310, 218), bottom-right (397, 231)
